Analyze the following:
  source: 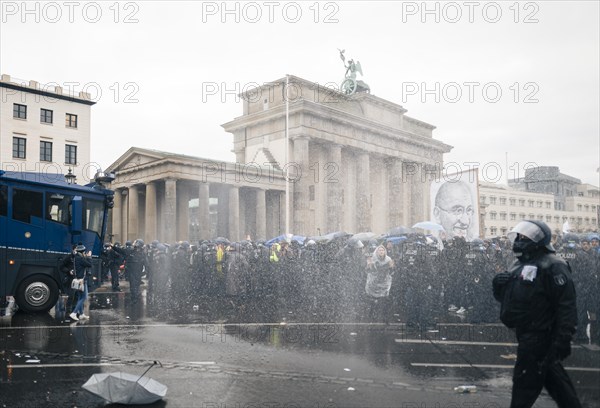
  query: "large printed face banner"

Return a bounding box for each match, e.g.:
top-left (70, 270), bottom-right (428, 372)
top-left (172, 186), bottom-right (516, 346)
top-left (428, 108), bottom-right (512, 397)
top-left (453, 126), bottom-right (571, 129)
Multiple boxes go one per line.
top-left (430, 169), bottom-right (480, 242)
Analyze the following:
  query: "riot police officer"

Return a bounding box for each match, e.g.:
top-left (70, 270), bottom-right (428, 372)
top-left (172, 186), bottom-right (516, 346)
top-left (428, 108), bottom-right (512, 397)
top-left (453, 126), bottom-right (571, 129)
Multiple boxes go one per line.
top-left (115, 239), bottom-right (146, 300)
top-left (493, 220), bottom-right (581, 408)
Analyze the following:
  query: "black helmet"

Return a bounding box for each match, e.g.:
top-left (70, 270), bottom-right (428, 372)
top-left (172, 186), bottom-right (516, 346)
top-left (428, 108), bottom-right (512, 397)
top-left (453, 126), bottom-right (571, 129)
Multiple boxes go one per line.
top-left (508, 220), bottom-right (555, 252)
top-left (133, 239), bottom-right (144, 248)
top-left (125, 240), bottom-right (133, 247)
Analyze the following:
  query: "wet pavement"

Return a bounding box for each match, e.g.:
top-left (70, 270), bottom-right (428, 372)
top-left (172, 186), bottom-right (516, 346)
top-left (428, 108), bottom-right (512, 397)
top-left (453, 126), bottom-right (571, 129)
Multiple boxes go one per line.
top-left (1, 282), bottom-right (599, 408)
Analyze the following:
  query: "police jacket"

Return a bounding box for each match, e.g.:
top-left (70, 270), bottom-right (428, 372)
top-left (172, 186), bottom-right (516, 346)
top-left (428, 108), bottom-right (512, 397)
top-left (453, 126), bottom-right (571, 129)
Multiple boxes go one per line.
top-left (493, 252), bottom-right (577, 338)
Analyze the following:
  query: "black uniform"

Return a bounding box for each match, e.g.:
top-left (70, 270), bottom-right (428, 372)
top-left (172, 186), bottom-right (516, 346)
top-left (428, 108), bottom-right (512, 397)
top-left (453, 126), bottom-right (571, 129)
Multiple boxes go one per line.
top-left (493, 252), bottom-right (581, 408)
top-left (126, 248), bottom-right (146, 298)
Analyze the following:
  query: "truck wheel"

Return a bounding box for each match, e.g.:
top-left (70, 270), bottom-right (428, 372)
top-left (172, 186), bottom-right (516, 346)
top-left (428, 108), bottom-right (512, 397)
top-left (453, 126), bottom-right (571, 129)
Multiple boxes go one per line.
top-left (15, 275), bottom-right (59, 313)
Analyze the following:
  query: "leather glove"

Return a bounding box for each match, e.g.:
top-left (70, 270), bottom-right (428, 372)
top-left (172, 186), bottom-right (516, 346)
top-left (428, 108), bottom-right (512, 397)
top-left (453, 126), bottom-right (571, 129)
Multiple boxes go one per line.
top-left (493, 272), bottom-right (511, 286)
top-left (553, 336), bottom-right (572, 360)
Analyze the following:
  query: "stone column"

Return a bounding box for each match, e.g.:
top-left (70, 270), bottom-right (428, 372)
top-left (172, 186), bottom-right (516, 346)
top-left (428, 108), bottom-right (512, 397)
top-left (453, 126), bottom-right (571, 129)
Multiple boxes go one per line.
top-left (164, 178), bottom-right (177, 244)
top-left (409, 162), bottom-right (425, 224)
top-left (327, 144), bottom-right (343, 233)
top-left (388, 159), bottom-right (404, 228)
top-left (229, 185), bottom-right (240, 241)
top-left (198, 182), bottom-right (210, 240)
top-left (344, 150), bottom-right (357, 233)
top-left (111, 188), bottom-right (122, 243)
top-left (177, 182), bottom-right (189, 242)
top-left (292, 136), bottom-right (310, 235)
top-left (121, 189), bottom-right (128, 243)
top-left (127, 185), bottom-right (139, 241)
top-left (145, 182), bottom-right (157, 242)
top-left (356, 151), bottom-right (371, 232)
top-left (255, 188), bottom-right (267, 240)
top-left (402, 161), bottom-right (412, 227)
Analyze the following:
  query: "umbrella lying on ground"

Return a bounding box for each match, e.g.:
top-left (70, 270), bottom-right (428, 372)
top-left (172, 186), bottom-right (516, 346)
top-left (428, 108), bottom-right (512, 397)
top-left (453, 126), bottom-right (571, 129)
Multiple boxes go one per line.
top-left (82, 361), bottom-right (167, 405)
top-left (412, 221), bottom-right (445, 231)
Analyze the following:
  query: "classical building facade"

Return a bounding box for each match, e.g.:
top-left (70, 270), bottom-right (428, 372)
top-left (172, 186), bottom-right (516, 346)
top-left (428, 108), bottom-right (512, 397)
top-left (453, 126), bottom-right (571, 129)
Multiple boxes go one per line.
top-left (480, 179), bottom-right (599, 238)
top-left (106, 148), bottom-right (287, 244)
top-left (0, 74), bottom-right (94, 182)
top-left (107, 76), bottom-right (453, 243)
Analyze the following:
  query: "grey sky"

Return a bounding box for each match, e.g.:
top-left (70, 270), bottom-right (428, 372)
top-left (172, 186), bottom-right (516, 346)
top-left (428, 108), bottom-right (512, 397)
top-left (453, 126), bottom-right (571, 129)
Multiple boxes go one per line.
top-left (1, 1), bottom-right (598, 185)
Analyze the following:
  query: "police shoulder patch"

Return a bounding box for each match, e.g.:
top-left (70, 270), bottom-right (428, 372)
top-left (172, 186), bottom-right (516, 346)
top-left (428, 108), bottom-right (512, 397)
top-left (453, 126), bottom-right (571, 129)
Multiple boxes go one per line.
top-left (553, 274), bottom-right (567, 286)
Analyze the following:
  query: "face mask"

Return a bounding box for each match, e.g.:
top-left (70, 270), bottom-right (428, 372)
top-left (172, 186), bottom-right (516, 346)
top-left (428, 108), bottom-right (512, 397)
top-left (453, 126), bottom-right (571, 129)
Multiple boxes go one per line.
top-left (512, 240), bottom-right (538, 258)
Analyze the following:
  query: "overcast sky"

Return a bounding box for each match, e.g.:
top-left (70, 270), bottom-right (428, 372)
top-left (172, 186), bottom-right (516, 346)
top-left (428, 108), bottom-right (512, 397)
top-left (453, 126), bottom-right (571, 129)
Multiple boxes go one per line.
top-left (2, 1), bottom-right (599, 185)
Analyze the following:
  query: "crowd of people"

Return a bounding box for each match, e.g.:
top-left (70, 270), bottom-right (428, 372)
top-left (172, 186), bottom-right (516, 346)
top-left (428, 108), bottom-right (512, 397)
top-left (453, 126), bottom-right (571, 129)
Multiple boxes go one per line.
top-left (77, 230), bottom-right (596, 340)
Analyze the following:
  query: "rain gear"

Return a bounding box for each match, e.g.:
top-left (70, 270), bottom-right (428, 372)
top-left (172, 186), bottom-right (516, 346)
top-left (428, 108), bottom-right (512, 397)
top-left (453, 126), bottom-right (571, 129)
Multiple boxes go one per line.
top-left (365, 245), bottom-right (394, 298)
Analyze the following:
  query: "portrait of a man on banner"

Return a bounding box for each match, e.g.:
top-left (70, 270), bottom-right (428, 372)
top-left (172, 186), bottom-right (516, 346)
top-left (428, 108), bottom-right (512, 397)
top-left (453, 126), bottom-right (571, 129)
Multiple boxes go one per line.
top-left (430, 169), bottom-right (480, 242)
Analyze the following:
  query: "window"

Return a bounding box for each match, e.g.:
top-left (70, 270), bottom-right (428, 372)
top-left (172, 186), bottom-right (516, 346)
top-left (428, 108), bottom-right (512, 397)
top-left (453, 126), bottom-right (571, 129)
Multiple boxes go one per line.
top-left (480, 195), bottom-right (486, 204)
top-left (510, 198), bottom-right (516, 206)
top-left (519, 199), bottom-right (525, 206)
top-left (46, 193), bottom-right (72, 225)
top-left (546, 215), bottom-right (552, 222)
top-left (490, 196), bottom-right (497, 205)
top-left (40, 108), bottom-right (53, 124)
top-left (65, 144), bottom-right (77, 165)
top-left (0, 185), bottom-right (7, 216)
top-left (40, 141), bottom-right (53, 162)
top-left (577, 204), bottom-right (582, 211)
top-left (309, 185), bottom-right (315, 201)
top-left (500, 212), bottom-right (507, 221)
top-left (529, 213), bottom-right (535, 219)
top-left (546, 201), bottom-right (552, 209)
top-left (66, 113), bottom-right (78, 128)
top-left (510, 213), bottom-right (516, 221)
top-left (584, 205), bottom-right (589, 212)
top-left (537, 201), bottom-right (543, 208)
top-left (490, 227), bottom-right (497, 235)
top-left (528, 200), bottom-right (534, 207)
top-left (82, 198), bottom-right (104, 236)
top-left (490, 212), bottom-right (497, 220)
top-left (12, 137), bottom-right (26, 159)
top-left (13, 103), bottom-right (27, 119)
top-left (592, 205), bottom-right (597, 212)
top-left (520, 213), bottom-right (526, 220)
top-left (554, 216), bottom-right (560, 223)
top-left (500, 197), bottom-right (506, 205)
top-left (538, 214), bottom-right (544, 220)
top-left (593, 218), bottom-right (597, 224)
top-left (500, 227), bottom-right (507, 236)
top-left (12, 189), bottom-right (43, 224)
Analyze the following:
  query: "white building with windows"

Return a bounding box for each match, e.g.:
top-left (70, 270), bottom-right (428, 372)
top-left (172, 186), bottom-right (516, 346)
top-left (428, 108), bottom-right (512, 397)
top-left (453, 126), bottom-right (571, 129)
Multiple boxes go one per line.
top-left (480, 182), bottom-right (599, 238)
top-left (0, 74), bottom-right (95, 182)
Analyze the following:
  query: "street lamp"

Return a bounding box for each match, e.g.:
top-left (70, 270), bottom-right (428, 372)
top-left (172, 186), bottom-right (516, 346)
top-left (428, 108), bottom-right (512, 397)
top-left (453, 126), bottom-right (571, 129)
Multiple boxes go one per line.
top-left (64, 167), bottom-right (77, 185)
